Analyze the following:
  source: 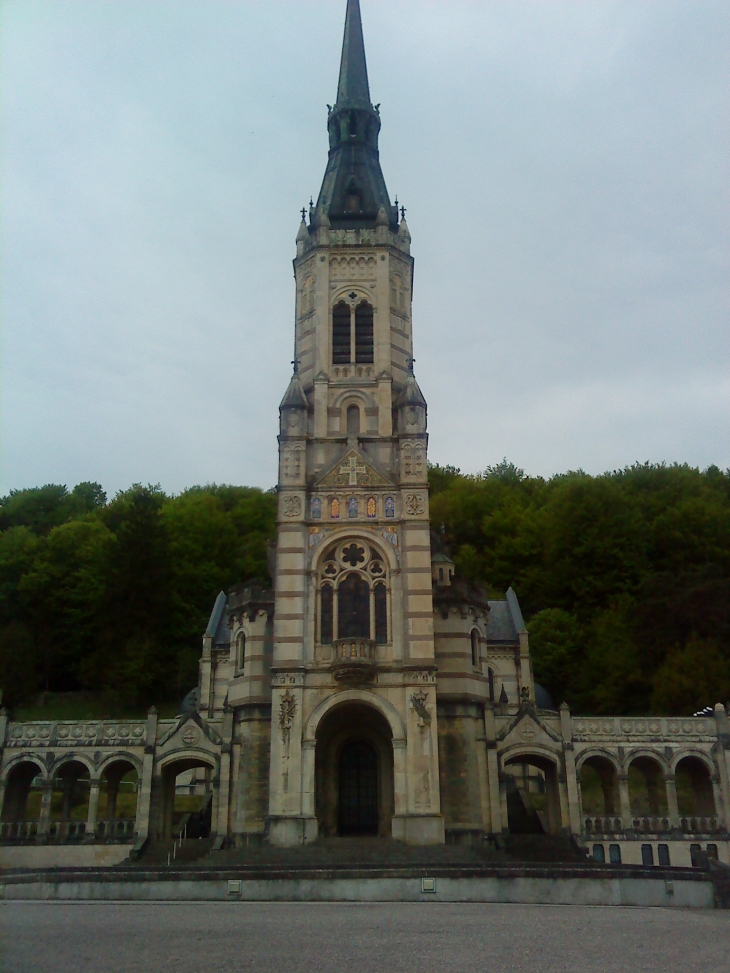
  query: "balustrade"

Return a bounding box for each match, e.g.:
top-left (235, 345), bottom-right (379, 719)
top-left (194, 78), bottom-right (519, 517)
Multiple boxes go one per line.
top-left (584, 815), bottom-right (624, 834)
top-left (330, 638), bottom-right (377, 684)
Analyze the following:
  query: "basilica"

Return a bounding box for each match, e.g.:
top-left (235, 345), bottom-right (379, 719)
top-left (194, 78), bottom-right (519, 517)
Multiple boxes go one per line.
top-left (0, 0), bottom-right (728, 871)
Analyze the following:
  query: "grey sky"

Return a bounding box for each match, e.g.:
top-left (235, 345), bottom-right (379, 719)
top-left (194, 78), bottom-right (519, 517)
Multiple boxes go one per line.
top-left (2, 0), bottom-right (728, 496)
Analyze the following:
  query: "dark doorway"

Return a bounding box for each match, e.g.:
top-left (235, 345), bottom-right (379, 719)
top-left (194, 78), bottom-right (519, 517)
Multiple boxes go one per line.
top-left (338, 741), bottom-right (378, 836)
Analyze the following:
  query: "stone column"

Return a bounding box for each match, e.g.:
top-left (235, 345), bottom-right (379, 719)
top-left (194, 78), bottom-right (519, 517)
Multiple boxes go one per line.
top-left (665, 775), bottom-right (680, 829)
top-left (484, 705), bottom-right (503, 833)
top-left (560, 703), bottom-right (582, 835)
top-left (713, 704), bottom-right (730, 829)
top-left (134, 707), bottom-right (158, 839)
top-left (216, 708), bottom-right (234, 839)
top-left (617, 774), bottom-right (632, 829)
top-left (38, 780), bottom-right (53, 838)
top-left (86, 780), bottom-right (101, 839)
top-left (0, 779), bottom-right (6, 821)
top-left (711, 776), bottom-right (724, 827)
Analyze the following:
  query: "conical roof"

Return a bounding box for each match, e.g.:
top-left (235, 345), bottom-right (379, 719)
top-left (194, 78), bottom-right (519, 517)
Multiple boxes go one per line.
top-left (312, 0), bottom-right (396, 232)
top-left (279, 369), bottom-right (308, 410)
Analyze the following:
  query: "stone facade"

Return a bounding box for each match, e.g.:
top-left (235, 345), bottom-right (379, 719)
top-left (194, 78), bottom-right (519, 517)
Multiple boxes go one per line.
top-left (1, 0), bottom-right (728, 869)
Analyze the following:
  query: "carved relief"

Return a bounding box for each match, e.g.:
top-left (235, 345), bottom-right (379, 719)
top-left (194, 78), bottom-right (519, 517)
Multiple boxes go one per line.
top-left (317, 450), bottom-right (389, 489)
top-left (278, 691), bottom-right (296, 751)
top-left (280, 445), bottom-right (304, 482)
top-left (330, 254), bottom-right (377, 279)
top-left (282, 496), bottom-right (302, 518)
top-left (405, 493), bottom-right (426, 516)
top-left (401, 442), bottom-right (425, 479)
top-left (410, 690), bottom-right (432, 730)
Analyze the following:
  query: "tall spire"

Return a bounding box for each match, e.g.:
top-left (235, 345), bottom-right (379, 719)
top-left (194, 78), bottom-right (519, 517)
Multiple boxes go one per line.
top-left (310, 0), bottom-right (397, 232)
top-left (336, 0), bottom-right (370, 108)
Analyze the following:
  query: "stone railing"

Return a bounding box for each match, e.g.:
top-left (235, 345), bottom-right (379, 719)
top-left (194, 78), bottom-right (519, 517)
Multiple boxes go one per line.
top-left (572, 716), bottom-right (716, 742)
top-left (584, 816), bottom-right (624, 834)
top-left (5, 720), bottom-right (147, 749)
top-left (47, 820), bottom-right (87, 842)
top-left (631, 816), bottom-right (671, 834)
top-left (0, 821), bottom-right (38, 842)
top-left (680, 816), bottom-right (719, 834)
top-left (96, 818), bottom-right (136, 840)
top-left (330, 638), bottom-right (377, 684)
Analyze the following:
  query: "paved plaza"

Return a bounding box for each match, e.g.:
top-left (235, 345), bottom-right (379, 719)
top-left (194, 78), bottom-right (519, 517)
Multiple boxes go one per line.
top-left (0, 901), bottom-right (728, 972)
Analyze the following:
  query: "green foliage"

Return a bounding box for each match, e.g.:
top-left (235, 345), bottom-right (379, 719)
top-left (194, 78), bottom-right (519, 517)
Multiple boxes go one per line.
top-left (0, 462), bottom-right (727, 717)
top-left (432, 461), bottom-right (730, 715)
top-left (0, 481), bottom-right (276, 712)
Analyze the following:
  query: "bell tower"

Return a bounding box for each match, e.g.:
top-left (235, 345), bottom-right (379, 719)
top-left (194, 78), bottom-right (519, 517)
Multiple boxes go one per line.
top-left (268, 0), bottom-right (443, 846)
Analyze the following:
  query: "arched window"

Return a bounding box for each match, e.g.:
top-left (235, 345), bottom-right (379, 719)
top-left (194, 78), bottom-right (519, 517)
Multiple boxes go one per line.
top-left (366, 497), bottom-right (376, 519)
top-left (374, 583), bottom-right (387, 644)
top-left (332, 302), bottom-right (351, 364)
top-left (338, 573), bottom-right (370, 638)
top-left (318, 542), bottom-right (390, 645)
top-left (355, 302), bottom-right (374, 363)
top-left (471, 629), bottom-right (480, 668)
top-left (348, 497), bottom-right (358, 519)
top-left (331, 498), bottom-right (340, 519)
top-left (236, 632), bottom-right (246, 671)
top-left (346, 404), bottom-right (360, 437)
top-left (320, 585), bottom-right (333, 644)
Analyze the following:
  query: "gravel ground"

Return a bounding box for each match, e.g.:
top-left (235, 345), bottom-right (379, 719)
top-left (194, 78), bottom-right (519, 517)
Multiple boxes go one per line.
top-left (0, 901), bottom-right (728, 973)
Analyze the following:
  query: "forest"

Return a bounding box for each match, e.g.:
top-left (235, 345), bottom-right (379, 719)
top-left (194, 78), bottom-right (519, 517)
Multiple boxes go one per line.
top-left (0, 461), bottom-right (728, 718)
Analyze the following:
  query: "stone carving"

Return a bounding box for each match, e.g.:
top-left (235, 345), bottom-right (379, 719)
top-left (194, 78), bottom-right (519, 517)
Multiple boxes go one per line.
top-left (330, 254), bottom-right (377, 279)
top-left (283, 496), bottom-right (302, 518)
top-left (401, 442), bottom-right (425, 479)
top-left (410, 690), bottom-right (431, 729)
top-left (317, 449), bottom-right (389, 489)
top-left (281, 446), bottom-right (304, 481)
top-left (279, 691), bottom-right (297, 750)
top-left (405, 494), bottom-right (425, 516)
top-left (182, 726), bottom-right (200, 747)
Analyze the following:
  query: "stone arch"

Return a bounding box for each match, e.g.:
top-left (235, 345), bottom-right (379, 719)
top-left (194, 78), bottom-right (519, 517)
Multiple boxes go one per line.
top-left (1, 758), bottom-right (46, 825)
top-left (674, 753), bottom-right (717, 820)
top-left (314, 700), bottom-right (394, 837)
top-left (624, 748), bottom-right (671, 776)
top-left (332, 389), bottom-right (377, 409)
top-left (331, 285), bottom-right (376, 309)
top-left (50, 753), bottom-right (95, 781)
top-left (575, 749), bottom-right (621, 775)
top-left (502, 747), bottom-right (565, 835)
top-left (98, 751), bottom-right (143, 779)
top-left (670, 748), bottom-right (715, 776)
top-left (577, 752), bottom-right (620, 823)
top-left (155, 751), bottom-right (219, 840)
top-left (1, 754), bottom-right (47, 783)
top-left (626, 752), bottom-right (668, 819)
top-left (304, 688), bottom-right (406, 745)
top-left (310, 528), bottom-right (399, 574)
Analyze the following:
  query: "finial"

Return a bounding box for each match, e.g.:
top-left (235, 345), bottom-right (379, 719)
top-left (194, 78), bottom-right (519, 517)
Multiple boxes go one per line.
top-left (309, 197), bottom-right (313, 207)
top-left (300, 207), bottom-right (307, 223)
top-left (407, 356), bottom-right (416, 374)
top-left (394, 196), bottom-right (399, 210)
top-left (400, 205), bottom-right (406, 220)
top-left (291, 358), bottom-right (300, 374)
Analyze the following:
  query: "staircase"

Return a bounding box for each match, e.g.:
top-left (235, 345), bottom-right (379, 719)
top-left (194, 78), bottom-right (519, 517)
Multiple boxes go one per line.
top-left (135, 838), bottom-right (215, 866)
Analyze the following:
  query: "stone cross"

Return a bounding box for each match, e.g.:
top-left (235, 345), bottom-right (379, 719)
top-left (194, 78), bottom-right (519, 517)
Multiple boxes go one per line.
top-left (339, 454), bottom-right (367, 486)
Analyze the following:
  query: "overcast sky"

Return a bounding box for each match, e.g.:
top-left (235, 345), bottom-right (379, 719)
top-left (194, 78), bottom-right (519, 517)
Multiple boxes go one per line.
top-left (2, 0), bottom-right (728, 497)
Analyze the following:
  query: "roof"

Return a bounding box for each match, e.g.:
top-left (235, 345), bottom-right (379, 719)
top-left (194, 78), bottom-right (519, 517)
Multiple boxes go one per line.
top-left (204, 591), bottom-right (230, 648)
top-left (311, 0), bottom-right (396, 231)
top-left (485, 601), bottom-right (519, 643)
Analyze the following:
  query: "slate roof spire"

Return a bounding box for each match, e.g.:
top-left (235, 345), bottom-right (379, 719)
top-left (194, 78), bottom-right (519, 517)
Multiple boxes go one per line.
top-left (336, 0), bottom-right (371, 108)
top-left (311, 0), bottom-right (397, 232)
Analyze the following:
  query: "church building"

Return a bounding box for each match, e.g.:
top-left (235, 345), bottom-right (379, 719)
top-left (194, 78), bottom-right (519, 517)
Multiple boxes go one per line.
top-left (1, 0), bottom-right (728, 870)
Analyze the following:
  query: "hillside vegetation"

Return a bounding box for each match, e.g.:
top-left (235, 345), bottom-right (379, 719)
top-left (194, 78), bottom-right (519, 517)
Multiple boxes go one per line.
top-left (0, 461), bottom-right (728, 716)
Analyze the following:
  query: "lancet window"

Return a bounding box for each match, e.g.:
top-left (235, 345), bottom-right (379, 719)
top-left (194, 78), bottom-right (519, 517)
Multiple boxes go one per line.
top-left (318, 541), bottom-right (389, 645)
top-left (331, 300), bottom-right (374, 364)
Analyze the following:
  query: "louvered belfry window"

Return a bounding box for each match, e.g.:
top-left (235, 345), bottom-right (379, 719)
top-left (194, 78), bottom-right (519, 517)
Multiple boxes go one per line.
top-left (332, 302), bottom-right (351, 363)
top-left (355, 302), bottom-right (374, 363)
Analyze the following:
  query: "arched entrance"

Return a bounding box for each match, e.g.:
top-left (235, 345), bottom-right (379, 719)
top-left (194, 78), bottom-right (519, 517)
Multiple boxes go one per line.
top-left (315, 702), bottom-right (393, 838)
top-left (97, 759), bottom-right (139, 840)
top-left (503, 753), bottom-right (563, 835)
top-left (339, 741), bottom-right (378, 836)
top-left (1, 761), bottom-right (44, 839)
top-left (156, 757), bottom-right (215, 839)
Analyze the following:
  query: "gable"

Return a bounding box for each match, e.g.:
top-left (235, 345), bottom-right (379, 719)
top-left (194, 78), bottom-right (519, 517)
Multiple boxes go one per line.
top-left (497, 707), bottom-right (561, 747)
top-left (316, 447), bottom-right (392, 489)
